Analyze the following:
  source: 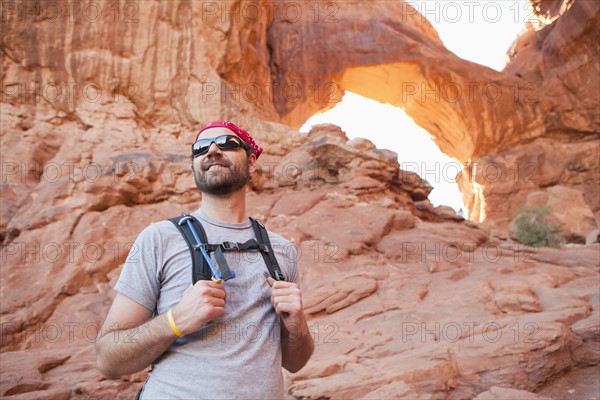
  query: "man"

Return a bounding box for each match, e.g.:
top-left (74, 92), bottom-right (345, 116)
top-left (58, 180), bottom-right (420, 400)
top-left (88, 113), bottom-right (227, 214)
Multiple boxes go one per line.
top-left (96, 121), bottom-right (314, 399)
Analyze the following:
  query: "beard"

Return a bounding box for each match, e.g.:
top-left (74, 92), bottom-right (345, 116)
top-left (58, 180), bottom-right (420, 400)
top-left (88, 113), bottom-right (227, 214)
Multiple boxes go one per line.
top-left (193, 154), bottom-right (251, 195)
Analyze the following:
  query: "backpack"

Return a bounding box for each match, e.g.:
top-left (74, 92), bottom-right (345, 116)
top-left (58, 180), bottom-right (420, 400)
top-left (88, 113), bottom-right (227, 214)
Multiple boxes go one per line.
top-left (168, 213), bottom-right (285, 283)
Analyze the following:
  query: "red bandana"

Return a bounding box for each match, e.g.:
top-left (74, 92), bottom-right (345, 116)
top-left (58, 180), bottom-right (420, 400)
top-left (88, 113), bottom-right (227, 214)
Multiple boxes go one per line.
top-left (195, 121), bottom-right (263, 159)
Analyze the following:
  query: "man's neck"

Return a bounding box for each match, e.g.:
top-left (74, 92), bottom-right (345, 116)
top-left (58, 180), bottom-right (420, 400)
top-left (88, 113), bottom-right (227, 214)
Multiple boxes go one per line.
top-left (200, 190), bottom-right (248, 223)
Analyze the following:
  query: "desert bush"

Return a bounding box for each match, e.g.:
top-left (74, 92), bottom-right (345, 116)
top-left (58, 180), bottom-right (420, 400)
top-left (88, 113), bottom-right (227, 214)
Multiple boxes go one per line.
top-left (514, 205), bottom-right (562, 247)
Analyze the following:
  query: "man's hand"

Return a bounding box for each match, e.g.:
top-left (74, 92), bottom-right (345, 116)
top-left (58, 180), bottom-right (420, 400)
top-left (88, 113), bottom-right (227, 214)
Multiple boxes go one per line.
top-left (171, 281), bottom-right (227, 336)
top-left (266, 277), bottom-right (308, 340)
top-left (266, 276), bottom-right (314, 372)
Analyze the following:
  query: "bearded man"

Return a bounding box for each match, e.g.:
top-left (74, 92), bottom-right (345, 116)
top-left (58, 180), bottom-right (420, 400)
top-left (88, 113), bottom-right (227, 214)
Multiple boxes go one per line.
top-left (96, 121), bottom-right (313, 399)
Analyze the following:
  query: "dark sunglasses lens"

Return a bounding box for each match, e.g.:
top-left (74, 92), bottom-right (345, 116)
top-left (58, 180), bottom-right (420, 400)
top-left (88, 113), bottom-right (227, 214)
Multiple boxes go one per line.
top-left (218, 135), bottom-right (242, 150)
top-left (192, 140), bottom-right (210, 157)
top-left (192, 135), bottom-right (243, 157)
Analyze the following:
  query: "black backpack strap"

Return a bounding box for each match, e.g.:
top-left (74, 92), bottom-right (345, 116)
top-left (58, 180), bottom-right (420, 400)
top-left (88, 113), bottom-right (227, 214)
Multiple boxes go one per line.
top-left (213, 239), bottom-right (267, 281)
top-left (213, 245), bottom-right (235, 281)
top-left (220, 239), bottom-right (266, 252)
top-left (249, 218), bottom-right (285, 281)
top-left (168, 215), bottom-right (211, 283)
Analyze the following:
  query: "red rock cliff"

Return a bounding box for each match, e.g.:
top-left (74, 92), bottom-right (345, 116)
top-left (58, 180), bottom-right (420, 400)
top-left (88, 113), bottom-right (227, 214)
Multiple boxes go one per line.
top-left (1, 1), bottom-right (598, 399)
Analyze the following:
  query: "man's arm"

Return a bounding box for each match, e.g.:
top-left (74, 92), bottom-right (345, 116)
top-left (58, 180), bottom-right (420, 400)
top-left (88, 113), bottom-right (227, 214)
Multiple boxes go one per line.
top-left (267, 277), bottom-right (314, 373)
top-left (280, 317), bottom-right (314, 373)
top-left (96, 281), bottom-right (227, 378)
top-left (95, 294), bottom-right (176, 378)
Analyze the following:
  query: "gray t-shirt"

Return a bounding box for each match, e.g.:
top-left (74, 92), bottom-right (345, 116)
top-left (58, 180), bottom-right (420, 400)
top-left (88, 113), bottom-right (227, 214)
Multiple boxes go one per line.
top-left (115, 208), bottom-right (299, 399)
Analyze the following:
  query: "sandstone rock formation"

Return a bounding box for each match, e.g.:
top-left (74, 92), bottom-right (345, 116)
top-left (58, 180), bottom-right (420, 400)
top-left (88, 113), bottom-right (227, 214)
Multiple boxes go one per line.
top-left (464, 0), bottom-right (600, 229)
top-left (1, 0), bottom-right (599, 399)
top-left (266, 0), bottom-right (600, 232)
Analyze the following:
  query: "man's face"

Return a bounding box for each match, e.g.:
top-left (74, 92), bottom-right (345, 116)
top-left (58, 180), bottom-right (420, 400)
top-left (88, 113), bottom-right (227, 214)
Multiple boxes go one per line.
top-left (192, 127), bottom-right (256, 196)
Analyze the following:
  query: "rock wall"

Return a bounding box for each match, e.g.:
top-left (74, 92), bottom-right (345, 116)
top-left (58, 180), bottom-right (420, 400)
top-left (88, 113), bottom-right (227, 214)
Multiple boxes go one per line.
top-left (1, 1), bottom-right (599, 399)
top-left (469, 0), bottom-right (600, 229)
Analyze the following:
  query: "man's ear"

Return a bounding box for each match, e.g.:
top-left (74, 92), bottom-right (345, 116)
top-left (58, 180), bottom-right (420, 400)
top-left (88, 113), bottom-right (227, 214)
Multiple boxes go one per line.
top-left (248, 153), bottom-right (257, 174)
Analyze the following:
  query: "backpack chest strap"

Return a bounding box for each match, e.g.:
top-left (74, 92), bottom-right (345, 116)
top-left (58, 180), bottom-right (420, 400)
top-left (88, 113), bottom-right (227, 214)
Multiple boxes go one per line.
top-left (211, 239), bottom-right (269, 282)
top-left (169, 214), bottom-right (285, 284)
top-left (219, 239), bottom-right (268, 252)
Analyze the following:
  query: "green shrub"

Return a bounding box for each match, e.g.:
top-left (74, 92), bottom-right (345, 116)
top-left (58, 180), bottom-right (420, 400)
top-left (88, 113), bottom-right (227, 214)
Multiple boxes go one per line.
top-left (514, 205), bottom-right (562, 248)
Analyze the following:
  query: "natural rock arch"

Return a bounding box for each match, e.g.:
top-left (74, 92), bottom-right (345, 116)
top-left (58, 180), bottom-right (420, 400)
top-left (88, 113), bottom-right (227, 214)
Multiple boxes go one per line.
top-left (265, 0), bottom-right (599, 225)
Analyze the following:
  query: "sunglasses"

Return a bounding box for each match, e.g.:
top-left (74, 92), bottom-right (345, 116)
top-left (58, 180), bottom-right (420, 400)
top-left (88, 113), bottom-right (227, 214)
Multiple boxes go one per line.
top-left (191, 135), bottom-right (246, 158)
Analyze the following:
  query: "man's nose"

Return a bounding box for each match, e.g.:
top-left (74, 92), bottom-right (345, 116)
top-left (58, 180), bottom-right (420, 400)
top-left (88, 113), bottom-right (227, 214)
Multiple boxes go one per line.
top-left (205, 142), bottom-right (223, 156)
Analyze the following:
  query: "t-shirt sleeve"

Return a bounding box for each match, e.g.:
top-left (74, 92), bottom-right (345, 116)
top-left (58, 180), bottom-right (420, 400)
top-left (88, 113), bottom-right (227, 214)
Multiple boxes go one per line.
top-left (268, 231), bottom-right (301, 287)
top-left (286, 244), bottom-right (300, 286)
top-left (114, 223), bottom-right (163, 313)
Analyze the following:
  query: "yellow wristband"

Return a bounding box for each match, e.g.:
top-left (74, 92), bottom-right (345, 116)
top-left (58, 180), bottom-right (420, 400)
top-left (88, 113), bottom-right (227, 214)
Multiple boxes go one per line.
top-left (167, 309), bottom-right (184, 337)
